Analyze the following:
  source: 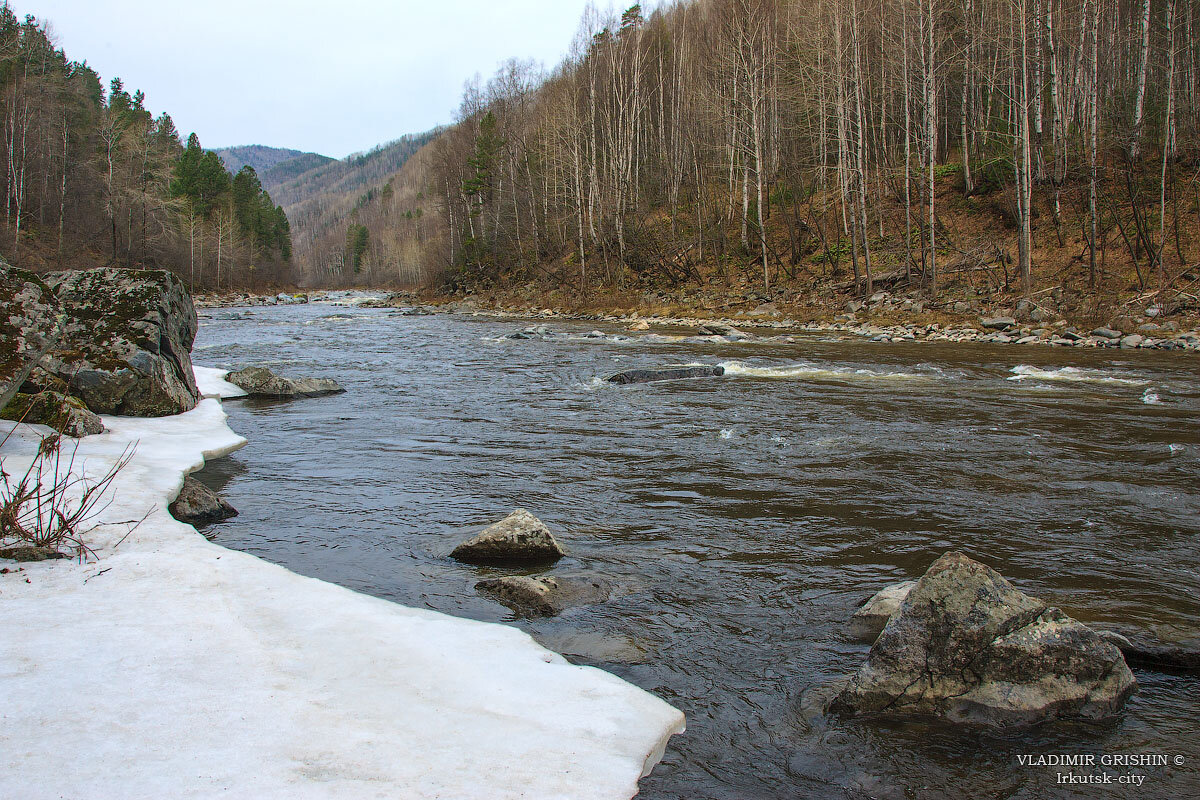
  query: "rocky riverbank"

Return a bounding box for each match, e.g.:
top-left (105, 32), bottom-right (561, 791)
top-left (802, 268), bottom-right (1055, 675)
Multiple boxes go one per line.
top-left (194, 287), bottom-right (1200, 353)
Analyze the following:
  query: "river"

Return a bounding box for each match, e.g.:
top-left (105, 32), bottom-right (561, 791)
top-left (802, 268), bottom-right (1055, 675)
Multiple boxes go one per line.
top-left (192, 302), bottom-right (1200, 799)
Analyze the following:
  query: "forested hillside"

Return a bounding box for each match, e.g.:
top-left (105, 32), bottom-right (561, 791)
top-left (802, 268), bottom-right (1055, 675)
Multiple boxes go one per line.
top-left (215, 146), bottom-right (335, 195)
top-left (215, 145), bottom-right (308, 177)
top-left (0, 10), bottom-right (294, 288)
top-left (273, 131), bottom-right (439, 284)
top-left (329, 0), bottom-right (1198, 314)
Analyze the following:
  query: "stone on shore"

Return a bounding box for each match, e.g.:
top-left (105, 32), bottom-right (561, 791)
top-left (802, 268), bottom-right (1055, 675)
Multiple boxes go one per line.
top-left (451, 509), bottom-right (566, 565)
top-left (606, 365), bottom-right (725, 385)
top-left (46, 268), bottom-right (199, 416)
top-left (0, 391), bottom-right (105, 437)
top-left (2, 265), bottom-right (199, 417)
top-left (981, 316), bottom-right (1017, 330)
top-left (168, 475), bottom-right (238, 527)
top-left (476, 575), bottom-right (612, 617)
top-left (226, 366), bottom-right (345, 398)
top-left (830, 552), bottom-right (1136, 728)
top-left (0, 264), bottom-right (59, 394)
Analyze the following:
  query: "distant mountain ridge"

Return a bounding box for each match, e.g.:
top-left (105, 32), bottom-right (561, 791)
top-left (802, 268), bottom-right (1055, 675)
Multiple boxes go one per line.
top-left (215, 145), bottom-right (311, 175)
top-left (213, 132), bottom-right (439, 283)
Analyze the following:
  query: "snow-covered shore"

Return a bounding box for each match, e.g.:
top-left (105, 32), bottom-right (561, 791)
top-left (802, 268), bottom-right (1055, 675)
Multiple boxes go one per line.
top-left (0, 368), bottom-right (684, 799)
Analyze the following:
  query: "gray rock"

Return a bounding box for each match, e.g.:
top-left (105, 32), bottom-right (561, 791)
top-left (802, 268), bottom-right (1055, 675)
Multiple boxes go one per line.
top-left (606, 365), bottom-right (725, 385)
top-left (1120, 334), bottom-right (1144, 349)
top-left (845, 300), bottom-right (865, 314)
top-left (829, 552), bottom-right (1136, 728)
top-left (226, 366), bottom-right (345, 398)
top-left (1092, 626), bottom-right (1200, 673)
top-left (0, 265), bottom-right (59, 401)
top-left (697, 323), bottom-right (748, 338)
top-left (451, 509), bottom-right (565, 565)
top-left (2, 266), bottom-right (199, 417)
top-left (0, 391), bottom-right (105, 437)
top-left (45, 268), bottom-right (199, 416)
top-left (476, 575), bottom-right (613, 617)
top-left (850, 580), bottom-right (917, 640)
top-left (1060, 329), bottom-right (1084, 341)
top-left (0, 545), bottom-right (67, 562)
top-left (1092, 327), bottom-right (1123, 340)
top-left (169, 475), bottom-right (237, 526)
top-left (981, 316), bottom-right (1017, 330)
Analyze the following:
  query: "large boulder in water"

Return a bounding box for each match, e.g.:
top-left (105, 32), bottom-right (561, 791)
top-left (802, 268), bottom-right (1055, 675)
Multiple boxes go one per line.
top-left (3, 266), bottom-right (201, 416)
top-left (451, 509), bottom-right (565, 565)
top-left (226, 366), bottom-right (345, 399)
top-left (830, 552), bottom-right (1136, 728)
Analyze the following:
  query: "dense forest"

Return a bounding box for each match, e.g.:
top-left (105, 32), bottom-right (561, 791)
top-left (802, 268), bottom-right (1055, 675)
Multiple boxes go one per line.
top-left (268, 132), bottom-right (439, 286)
top-left (339, 0), bottom-right (1199, 310)
top-left (0, 9), bottom-right (293, 288)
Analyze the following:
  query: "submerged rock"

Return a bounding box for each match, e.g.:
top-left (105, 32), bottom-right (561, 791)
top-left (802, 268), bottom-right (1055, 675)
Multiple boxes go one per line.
top-left (1093, 627), bottom-right (1200, 673)
top-left (849, 580), bottom-right (917, 640)
top-left (697, 323), bottom-right (748, 338)
top-left (168, 475), bottom-right (238, 527)
top-left (830, 552), bottom-right (1136, 728)
top-left (0, 391), bottom-right (105, 437)
top-left (606, 365), bottom-right (725, 385)
top-left (451, 509), bottom-right (565, 565)
top-left (226, 366), bottom-right (345, 398)
top-left (476, 575), bottom-right (612, 617)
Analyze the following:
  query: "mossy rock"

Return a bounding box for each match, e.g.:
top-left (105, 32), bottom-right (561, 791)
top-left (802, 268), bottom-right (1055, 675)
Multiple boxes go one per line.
top-left (4, 265), bottom-right (201, 417)
top-left (0, 391), bottom-right (105, 437)
top-left (0, 262), bottom-right (60, 390)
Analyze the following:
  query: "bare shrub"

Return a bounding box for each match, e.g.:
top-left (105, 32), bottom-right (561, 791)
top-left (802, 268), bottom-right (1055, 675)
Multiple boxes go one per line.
top-left (0, 429), bottom-right (134, 560)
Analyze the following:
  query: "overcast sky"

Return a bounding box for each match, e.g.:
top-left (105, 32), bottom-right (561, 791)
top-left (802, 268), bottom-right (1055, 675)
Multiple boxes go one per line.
top-left (11, 0), bottom-right (602, 158)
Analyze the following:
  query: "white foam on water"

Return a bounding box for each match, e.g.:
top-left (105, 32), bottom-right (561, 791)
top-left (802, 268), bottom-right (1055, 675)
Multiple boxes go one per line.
top-left (718, 360), bottom-right (926, 382)
top-left (1143, 389), bottom-right (1162, 404)
top-left (719, 429), bottom-right (734, 439)
top-left (1007, 364), bottom-right (1149, 386)
top-left (1169, 443), bottom-right (1185, 454)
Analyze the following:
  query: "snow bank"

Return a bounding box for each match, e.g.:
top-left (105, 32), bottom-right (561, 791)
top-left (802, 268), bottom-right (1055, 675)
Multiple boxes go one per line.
top-left (0, 371), bottom-right (684, 799)
top-left (193, 365), bottom-right (248, 399)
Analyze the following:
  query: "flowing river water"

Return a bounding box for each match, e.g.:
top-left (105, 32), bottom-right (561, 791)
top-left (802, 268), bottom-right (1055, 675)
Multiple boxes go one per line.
top-left (192, 302), bottom-right (1200, 799)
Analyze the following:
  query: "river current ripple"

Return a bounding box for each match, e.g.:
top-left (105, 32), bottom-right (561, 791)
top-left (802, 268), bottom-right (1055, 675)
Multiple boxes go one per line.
top-left (193, 303), bottom-right (1200, 799)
